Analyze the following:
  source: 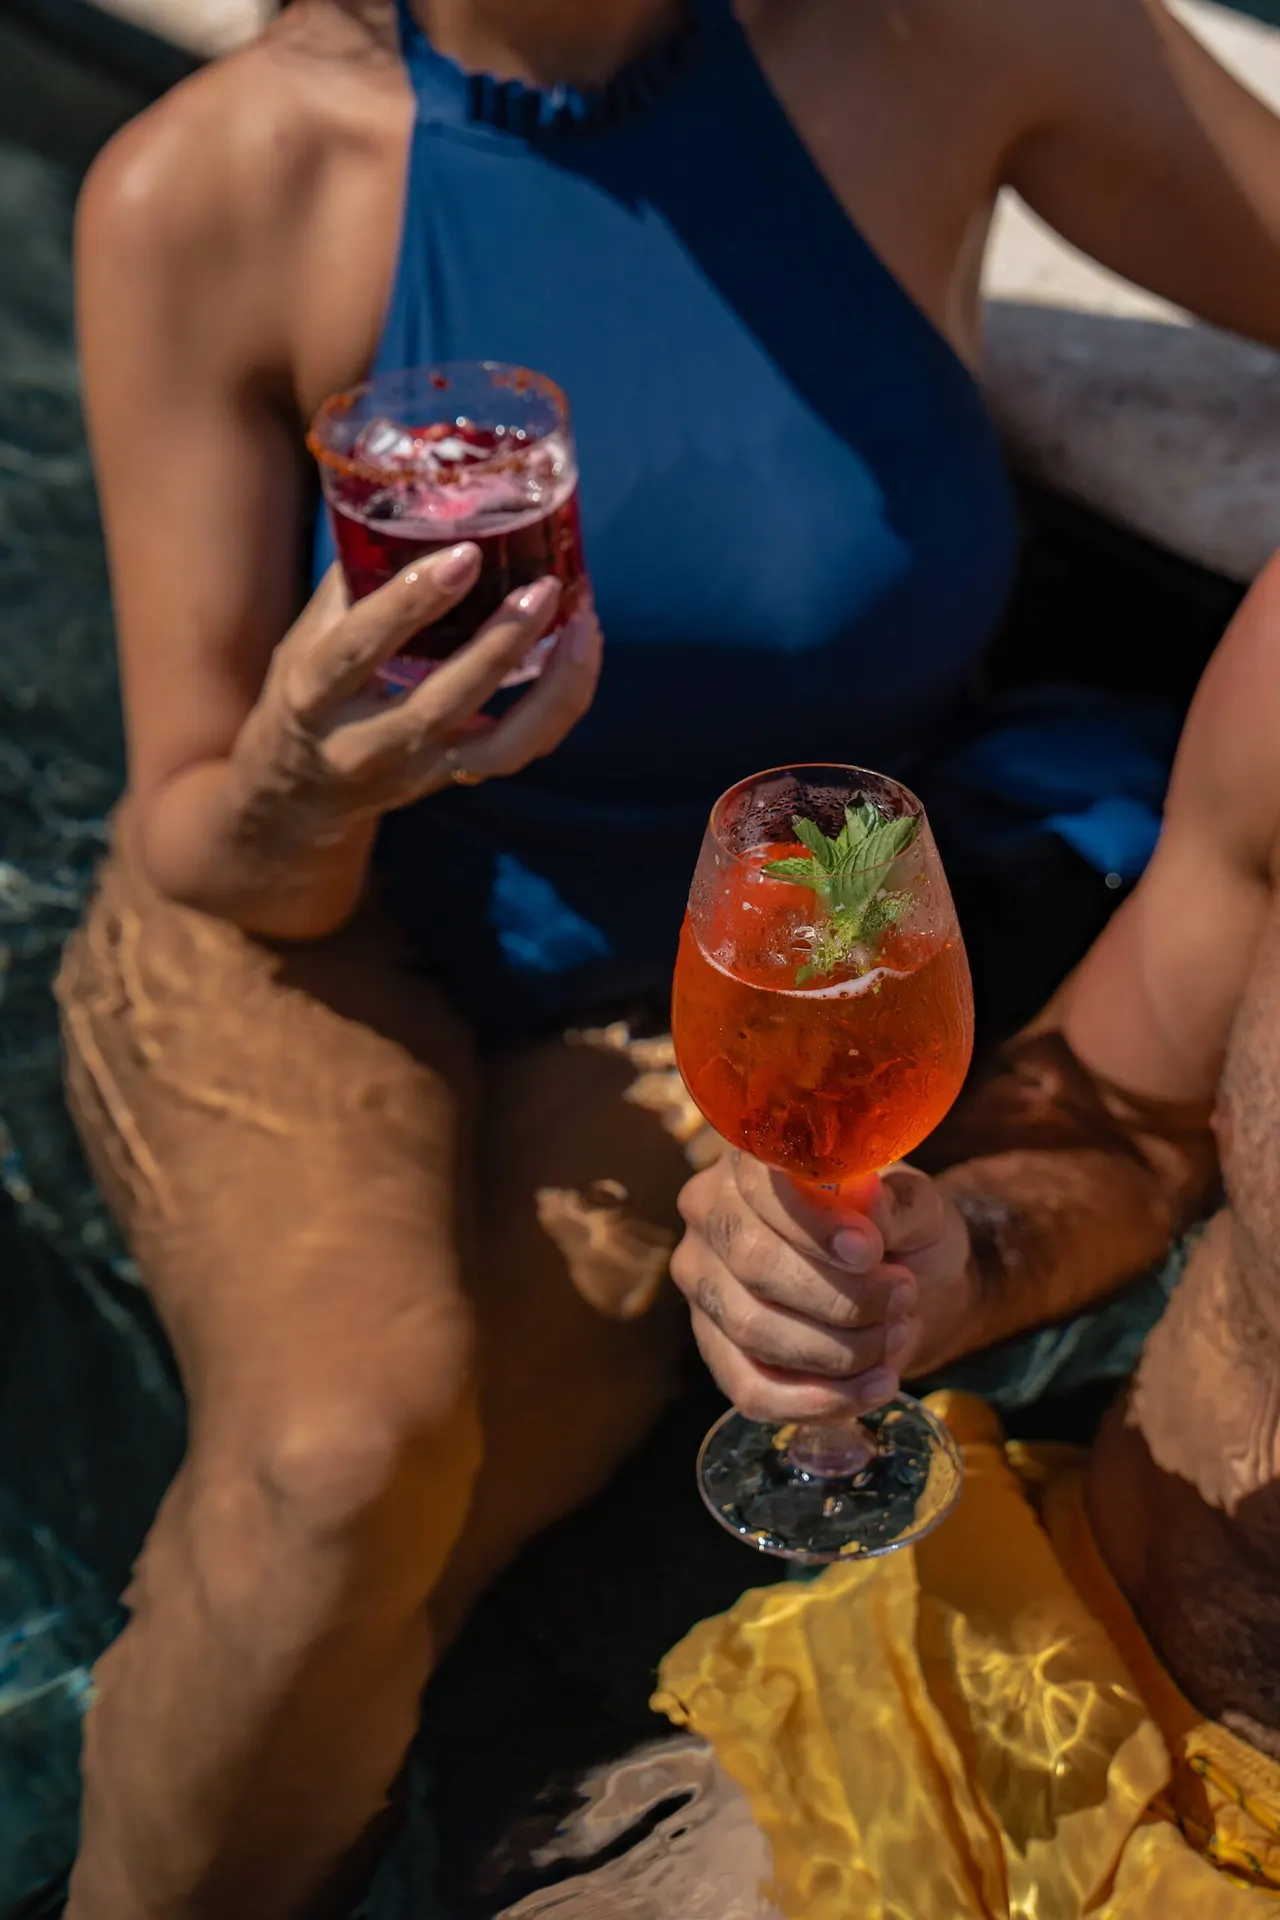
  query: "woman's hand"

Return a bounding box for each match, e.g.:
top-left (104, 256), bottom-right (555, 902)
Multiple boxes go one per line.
top-left (671, 1154), bottom-right (975, 1422)
top-left (136, 542), bottom-right (601, 938)
top-left (231, 543), bottom-right (600, 838)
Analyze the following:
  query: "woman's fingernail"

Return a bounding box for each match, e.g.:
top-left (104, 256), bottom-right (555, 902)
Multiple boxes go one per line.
top-left (885, 1322), bottom-right (911, 1359)
top-left (514, 577), bottom-right (561, 617)
top-left (430, 544), bottom-right (480, 589)
top-left (858, 1367), bottom-right (898, 1407)
top-left (888, 1280), bottom-right (915, 1321)
top-left (832, 1229), bottom-right (873, 1271)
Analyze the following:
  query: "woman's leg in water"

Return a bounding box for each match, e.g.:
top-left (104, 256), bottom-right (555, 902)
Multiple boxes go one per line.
top-left (56, 817), bottom-right (690, 1920)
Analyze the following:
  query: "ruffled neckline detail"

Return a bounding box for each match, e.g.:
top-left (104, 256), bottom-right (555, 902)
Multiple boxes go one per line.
top-left (400, 0), bottom-right (715, 136)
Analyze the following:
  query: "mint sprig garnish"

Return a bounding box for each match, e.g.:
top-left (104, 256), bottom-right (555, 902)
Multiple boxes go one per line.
top-left (763, 801), bottom-right (920, 985)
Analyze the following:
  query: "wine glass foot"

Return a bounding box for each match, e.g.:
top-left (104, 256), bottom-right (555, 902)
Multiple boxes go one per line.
top-left (697, 1396), bottom-right (964, 1564)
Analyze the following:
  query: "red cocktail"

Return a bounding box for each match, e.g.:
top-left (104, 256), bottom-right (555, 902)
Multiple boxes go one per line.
top-left (309, 363), bottom-right (587, 692)
top-left (672, 765), bottom-right (972, 1563)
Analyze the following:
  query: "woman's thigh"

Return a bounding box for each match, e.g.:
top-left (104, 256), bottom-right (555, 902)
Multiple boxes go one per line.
top-left (55, 816), bottom-right (481, 1459)
top-left (56, 820), bottom-right (697, 1575)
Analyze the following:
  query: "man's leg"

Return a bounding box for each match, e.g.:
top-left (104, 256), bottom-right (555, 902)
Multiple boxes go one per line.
top-left (57, 839), bottom-right (688, 1919)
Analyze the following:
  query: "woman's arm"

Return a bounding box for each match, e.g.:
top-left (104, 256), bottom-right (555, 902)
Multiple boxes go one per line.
top-left (76, 69), bottom-right (380, 937)
top-left (1004, 0), bottom-right (1280, 347)
top-left (77, 51), bottom-right (597, 940)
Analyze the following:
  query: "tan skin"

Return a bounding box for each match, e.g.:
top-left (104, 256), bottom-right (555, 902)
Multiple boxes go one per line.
top-left (67, 0), bottom-right (1280, 1913)
top-left (1077, 559), bottom-right (1280, 1755)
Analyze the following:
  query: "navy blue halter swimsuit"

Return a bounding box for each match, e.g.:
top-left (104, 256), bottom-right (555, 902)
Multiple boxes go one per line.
top-left (314, 0), bottom-right (1018, 1040)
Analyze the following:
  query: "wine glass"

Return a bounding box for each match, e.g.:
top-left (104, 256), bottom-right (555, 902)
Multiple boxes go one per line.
top-left (671, 765), bottom-right (973, 1563)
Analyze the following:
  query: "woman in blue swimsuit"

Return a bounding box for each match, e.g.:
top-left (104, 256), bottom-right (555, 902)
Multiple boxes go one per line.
top-left (63, 0), bottom-right (1280, 1909)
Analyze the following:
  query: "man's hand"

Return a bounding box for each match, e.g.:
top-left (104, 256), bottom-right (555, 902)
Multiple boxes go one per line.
top-left (671, 1154), bottom-right (975, 1422)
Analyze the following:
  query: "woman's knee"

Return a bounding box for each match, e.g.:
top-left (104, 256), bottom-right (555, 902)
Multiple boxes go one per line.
top-left (262, 1340), bottom-right (481, 1538)
top-left (185, 1317), bottom-right (483, 1608)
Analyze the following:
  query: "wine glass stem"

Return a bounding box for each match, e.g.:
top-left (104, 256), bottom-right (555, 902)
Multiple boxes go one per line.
top-left (784, 1419), bottom-right (879, 1479)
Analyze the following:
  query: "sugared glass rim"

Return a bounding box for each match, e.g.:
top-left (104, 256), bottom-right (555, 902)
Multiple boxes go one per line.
top-left (708, 762), bottom-right (926, 873)
top-left (307, 360), bottom-right (571, 487)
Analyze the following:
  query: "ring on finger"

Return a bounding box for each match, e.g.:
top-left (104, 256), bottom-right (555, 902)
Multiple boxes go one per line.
top-left (443, 745), bottom-right (485, 788)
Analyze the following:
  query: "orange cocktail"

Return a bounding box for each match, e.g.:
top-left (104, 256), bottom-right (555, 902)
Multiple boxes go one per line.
top-left (673, 840), bottom-right (972, 1187)
top-left (673, 765), bottom-right (972, 1564)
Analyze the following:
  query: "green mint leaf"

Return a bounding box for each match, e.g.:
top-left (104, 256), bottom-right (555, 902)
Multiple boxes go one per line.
top-left (792, 816), bottom-right (836, 869)
top-left (860, 890), bottom-right (910, 940)
top-left (763, 856), bottom-right (827, 888)
top-left (864, 814), bottom-right (920, 869)
top-left (837, 799), bottom-right (880, 860)
top-left (831, 853), bottom-right (882, 919)
top-left (768, 805), bottom-right (921, 985)
top-left (833, 816), bottom-right (917, 906)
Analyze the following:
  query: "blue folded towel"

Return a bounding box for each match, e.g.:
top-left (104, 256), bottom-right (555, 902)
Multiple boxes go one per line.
top-left (927, 685), bottom-right (1181, 883)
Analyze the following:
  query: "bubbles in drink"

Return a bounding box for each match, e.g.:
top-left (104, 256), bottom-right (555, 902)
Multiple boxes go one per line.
top-left (322, 415), bottom-right (585, 686)
top-left (354, 417), bottom-right (427, 468)
top-left (354, 415), bottom-right (529, 471)
top-left (698, 938), bottom-right (905, 1000)
top-left (672, 841), bottom-right (973, 1183)
top-left (349, 419), bottom-right (573, 538)
top-left (311, 366), bottom-right (589, 690)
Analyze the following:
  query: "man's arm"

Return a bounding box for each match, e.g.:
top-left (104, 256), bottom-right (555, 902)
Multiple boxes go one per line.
top-left (914, 554), bottom-right (1280, 1367)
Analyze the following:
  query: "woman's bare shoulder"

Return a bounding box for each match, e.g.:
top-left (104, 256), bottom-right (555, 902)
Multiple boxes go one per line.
top-left (77, 7), bottom-right (397, 305)
top-left (76, 2), bottom-right (410, 400)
